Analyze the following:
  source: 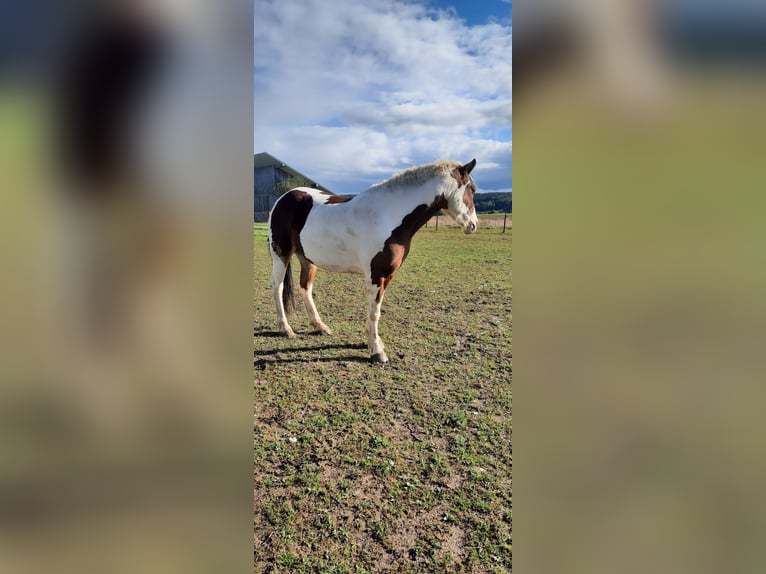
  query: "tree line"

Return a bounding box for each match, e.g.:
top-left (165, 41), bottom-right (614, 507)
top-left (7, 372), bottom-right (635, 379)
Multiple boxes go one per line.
top-left (474, 192), bottom-right (512, 213)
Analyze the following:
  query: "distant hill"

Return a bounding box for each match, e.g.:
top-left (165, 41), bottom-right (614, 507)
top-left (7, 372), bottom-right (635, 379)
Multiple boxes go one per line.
top-left (474, 192), bottom-right (512, 213)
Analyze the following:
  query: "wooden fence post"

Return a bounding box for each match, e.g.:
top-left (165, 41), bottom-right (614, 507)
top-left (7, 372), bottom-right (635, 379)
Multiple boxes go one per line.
top-left (503, 213), bottom-right (507, 233)
top-left (435, 215), bottom-right (439, 231)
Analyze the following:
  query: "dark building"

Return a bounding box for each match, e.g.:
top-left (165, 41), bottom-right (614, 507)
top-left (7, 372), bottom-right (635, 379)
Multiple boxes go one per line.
top-left (253, 152), bottom-right (331, 222)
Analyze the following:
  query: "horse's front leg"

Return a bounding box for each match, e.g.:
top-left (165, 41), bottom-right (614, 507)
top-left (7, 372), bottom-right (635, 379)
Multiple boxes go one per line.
top-left (366, 281), bottom-right (388, 363)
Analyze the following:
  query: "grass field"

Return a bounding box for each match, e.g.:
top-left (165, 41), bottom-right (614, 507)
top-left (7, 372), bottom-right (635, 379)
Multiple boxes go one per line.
top-left (254, 221), bottom-right (512, 573)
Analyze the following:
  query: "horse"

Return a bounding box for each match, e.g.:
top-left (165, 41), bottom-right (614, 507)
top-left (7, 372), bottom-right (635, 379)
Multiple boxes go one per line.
top-left (267, 158), bottom-right (479, 363)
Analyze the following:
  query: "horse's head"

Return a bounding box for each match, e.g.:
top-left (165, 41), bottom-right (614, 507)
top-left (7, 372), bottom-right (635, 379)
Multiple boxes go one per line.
top-left (446, 159), bottom-right (479, 234)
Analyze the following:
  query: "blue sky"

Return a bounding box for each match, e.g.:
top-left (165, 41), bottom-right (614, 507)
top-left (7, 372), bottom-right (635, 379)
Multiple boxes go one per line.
top-left (254, 0), bottom-right (512, 195)
top-left (427, 0), bottom-right (512, 26)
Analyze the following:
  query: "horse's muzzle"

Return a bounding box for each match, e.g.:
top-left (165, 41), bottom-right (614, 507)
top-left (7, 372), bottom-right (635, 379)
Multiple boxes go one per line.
top-left (464, 221), bottom-right (477, 234)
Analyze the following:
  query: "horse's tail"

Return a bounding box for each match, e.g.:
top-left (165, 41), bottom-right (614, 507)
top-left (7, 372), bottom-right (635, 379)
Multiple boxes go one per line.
top-left (283, 260), bottom-right (296, 316)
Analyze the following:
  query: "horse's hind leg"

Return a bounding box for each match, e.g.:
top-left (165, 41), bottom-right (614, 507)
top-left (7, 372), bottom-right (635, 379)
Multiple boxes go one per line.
top-left (271, 256), bottom-right (295, 338)
top-left (298, 255), bottom-right (332, 335)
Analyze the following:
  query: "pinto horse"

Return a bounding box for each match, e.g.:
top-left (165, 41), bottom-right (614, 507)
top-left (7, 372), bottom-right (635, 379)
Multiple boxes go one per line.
top-left (268, 159), bottom-right (479, 363)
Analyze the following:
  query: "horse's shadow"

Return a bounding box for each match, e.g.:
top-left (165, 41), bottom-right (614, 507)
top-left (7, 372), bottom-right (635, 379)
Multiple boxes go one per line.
top-left (255, 354), bottom-right (370, 367)
top-left (254, 329), bottom-right (369, 365)
top-left (253, 330), bottom-right (286, 339)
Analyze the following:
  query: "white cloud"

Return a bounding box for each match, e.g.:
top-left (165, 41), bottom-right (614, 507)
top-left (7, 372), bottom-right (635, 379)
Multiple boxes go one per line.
top-left (254, 0), bottom-right (511, 194)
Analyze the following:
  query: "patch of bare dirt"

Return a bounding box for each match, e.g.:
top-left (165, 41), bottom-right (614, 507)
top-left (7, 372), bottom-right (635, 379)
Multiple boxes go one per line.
top-left (441, 524), bottom-right (466, 564)
top-left (446, 474), bottom-right (463, 490)
top-left (389, 504), bottom-right (468, 567)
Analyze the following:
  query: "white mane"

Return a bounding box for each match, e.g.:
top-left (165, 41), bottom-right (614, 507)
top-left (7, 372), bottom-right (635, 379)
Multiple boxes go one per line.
top-left (369, 160), bottom-right (461, 192)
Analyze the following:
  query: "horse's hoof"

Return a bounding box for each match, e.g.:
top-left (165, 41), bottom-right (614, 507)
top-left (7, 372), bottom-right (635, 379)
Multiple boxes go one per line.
top-left (370, 352), bottom-right (389, 364)
top-left (282, 329), bottom-right (296, 339)
top-left (314, 324), bottom-right (332, 336)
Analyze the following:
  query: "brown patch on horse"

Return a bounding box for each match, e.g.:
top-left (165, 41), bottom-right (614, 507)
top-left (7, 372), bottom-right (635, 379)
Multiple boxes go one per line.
top-left (376, 274), bottom-right (396, 303)
top-left (463, 181), bottom-right (476, 212)
top-left (370, 194), bottom-right (448, 290)
top-left (269, 189), bottom-right (313, 261)
top-left (324, 194), bottom-right (353, 205)
top-left (297, 254), bottom-right (317, 290)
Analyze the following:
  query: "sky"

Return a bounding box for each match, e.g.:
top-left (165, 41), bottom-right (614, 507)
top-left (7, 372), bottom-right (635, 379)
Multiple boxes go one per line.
top-left (254, 0), bottom-right (512, 195)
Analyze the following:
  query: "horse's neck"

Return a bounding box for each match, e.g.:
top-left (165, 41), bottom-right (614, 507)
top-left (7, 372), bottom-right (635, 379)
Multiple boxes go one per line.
top-left (407, 183), bottom-right (446, 223)
top-left (361, 179), bottom-right (446, 239)
top-left (369, 178), bottom-right (444, 216)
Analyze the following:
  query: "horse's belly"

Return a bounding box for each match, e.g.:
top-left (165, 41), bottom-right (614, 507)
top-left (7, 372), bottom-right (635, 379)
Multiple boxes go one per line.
top-left (300, 229), bottom-right (367, 275)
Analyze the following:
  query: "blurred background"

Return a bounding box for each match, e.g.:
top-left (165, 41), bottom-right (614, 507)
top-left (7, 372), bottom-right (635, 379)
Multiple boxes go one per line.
top-left (4, 0), bottom-right (766, 572)
top-left (1, 1), bottom-right (253, 572)
top-left (515, 1), bottom-right (766, 573)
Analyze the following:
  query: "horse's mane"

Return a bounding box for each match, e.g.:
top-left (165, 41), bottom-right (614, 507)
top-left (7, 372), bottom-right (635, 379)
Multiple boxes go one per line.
top-left (369, 160), bottom-right (461, 192)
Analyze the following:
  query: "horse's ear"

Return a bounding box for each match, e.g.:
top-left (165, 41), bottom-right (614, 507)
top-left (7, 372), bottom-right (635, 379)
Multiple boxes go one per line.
top-left (461, 159), bottom-right (477, 175)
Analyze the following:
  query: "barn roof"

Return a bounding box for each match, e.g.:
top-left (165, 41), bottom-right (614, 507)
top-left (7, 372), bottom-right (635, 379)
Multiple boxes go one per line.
top-left (254, 152), bottom-right (332, 193)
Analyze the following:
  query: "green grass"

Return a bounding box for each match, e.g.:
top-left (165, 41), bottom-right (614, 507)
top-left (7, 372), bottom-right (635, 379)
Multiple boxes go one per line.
top-left (254, 223), bottom-right (511, 573)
